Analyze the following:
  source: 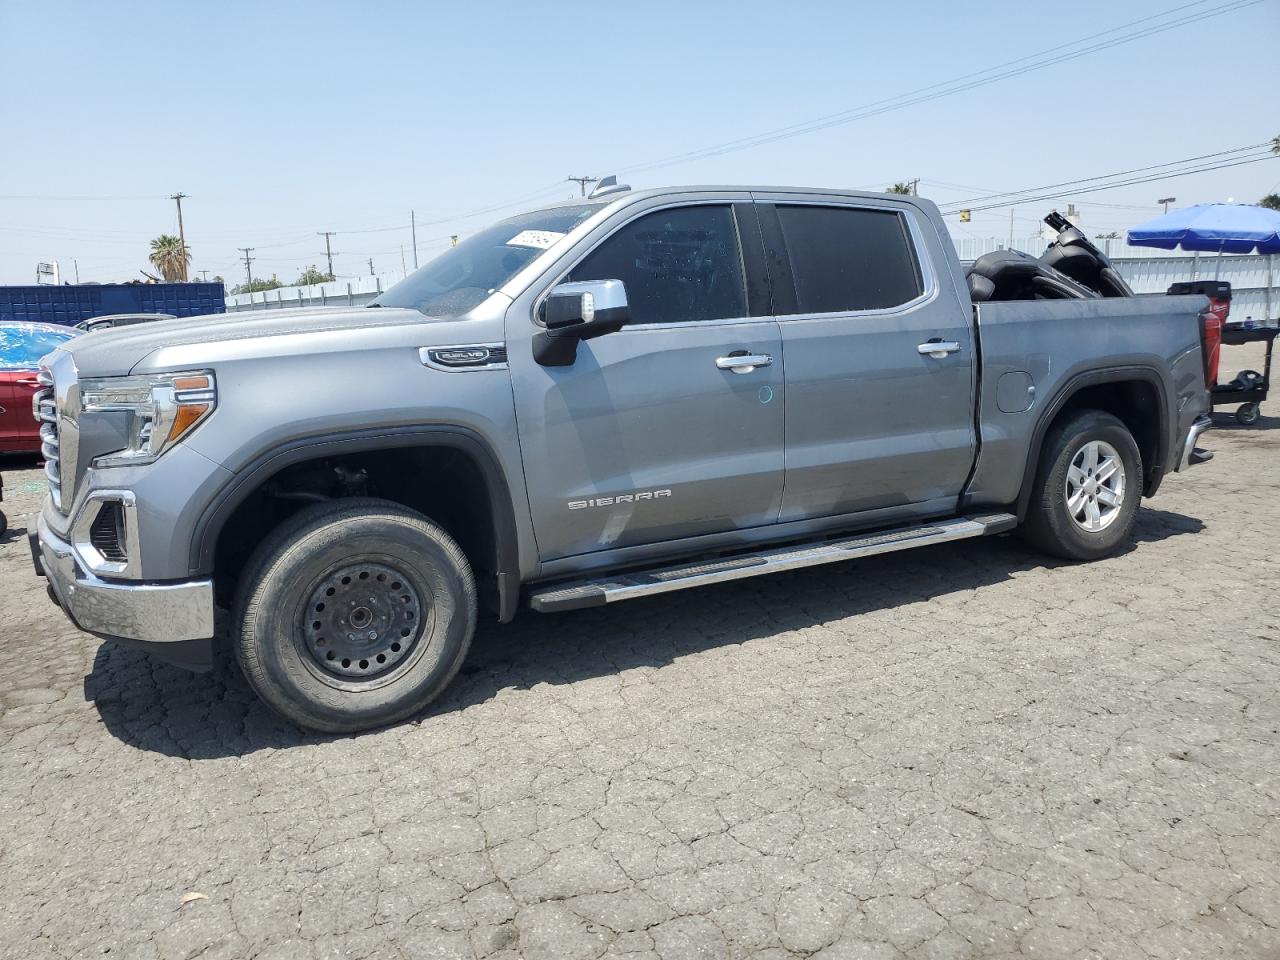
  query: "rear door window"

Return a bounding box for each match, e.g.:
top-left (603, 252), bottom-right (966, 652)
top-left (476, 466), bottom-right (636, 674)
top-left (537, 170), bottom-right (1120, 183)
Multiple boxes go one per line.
top-left (775, 205), bottom-right (923, 314)
top-left (568, 205), bottom-right (748, 324)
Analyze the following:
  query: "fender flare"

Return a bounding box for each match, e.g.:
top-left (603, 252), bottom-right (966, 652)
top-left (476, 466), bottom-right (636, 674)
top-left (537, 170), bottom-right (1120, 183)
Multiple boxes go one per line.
top-left (1014, 364), bottom-right (1170, 520)
top-left (189, 425), bottom-right (522, 621)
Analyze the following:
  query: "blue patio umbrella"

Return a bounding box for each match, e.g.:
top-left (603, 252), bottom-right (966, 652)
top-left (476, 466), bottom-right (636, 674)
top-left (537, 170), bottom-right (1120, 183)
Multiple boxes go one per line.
top-left (1127, 203), bottom-right (1280, 261)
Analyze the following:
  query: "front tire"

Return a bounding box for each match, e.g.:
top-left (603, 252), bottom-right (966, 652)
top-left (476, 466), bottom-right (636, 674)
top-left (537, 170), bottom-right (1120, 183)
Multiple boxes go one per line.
top-left (1021, 410), bottom-right (1141, 562)
top-left (235, 498), bottom-right (476, 733)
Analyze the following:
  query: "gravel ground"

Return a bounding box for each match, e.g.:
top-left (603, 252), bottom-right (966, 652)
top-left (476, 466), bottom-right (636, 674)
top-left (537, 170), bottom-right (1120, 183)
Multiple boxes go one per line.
top-left (1, 360), bottom-right (1277, 959)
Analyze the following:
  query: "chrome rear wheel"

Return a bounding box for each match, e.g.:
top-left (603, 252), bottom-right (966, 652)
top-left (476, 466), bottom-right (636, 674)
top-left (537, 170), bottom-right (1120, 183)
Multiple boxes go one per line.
top-left (1065, 440), bottom-right (1126, 533)
top-left (1021, 409), bottom-right (1141, 562)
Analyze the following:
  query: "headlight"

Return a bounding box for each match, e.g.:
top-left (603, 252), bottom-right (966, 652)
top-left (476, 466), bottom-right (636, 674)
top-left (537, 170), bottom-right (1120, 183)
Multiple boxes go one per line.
top-left (80, 371), bottom-right (216, 467)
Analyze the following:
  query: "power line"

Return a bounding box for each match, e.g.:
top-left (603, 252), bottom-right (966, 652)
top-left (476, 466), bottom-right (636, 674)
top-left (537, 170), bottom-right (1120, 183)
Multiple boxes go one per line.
top-left (0, 193), bottom-right (169, 200)
top-left (950, 152), bottom-right (1278, 215)
top-left (567, 176), bottom-right (597, 197)
top-left (923, 180), bottom-right (1162, 212)
top-left (938, 142), bottom-right (1270, 209)
top-left (611, 0), bottom-right (1260, 176)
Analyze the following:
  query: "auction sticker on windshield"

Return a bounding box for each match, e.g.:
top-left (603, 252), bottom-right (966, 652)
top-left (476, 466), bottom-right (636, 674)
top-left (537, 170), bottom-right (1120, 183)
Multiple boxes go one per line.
top-left (507, 230), bottom-right (565, 249)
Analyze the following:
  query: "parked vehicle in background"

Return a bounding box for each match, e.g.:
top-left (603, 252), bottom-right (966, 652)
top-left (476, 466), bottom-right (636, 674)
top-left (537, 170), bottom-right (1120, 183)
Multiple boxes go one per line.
top-left (0, 322), bottom-right (80, 453)
top-left (0, 282), bottom-right (223, 327)
top-left (29, 183), bottom-right (1215, 733)
top-left (75, 313), bottom-right (176, 332)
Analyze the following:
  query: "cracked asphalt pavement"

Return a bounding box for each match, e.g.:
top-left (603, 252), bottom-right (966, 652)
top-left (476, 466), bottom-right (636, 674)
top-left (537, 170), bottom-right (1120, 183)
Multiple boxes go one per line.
top-left (1, 395), bottom-right (1277, 957)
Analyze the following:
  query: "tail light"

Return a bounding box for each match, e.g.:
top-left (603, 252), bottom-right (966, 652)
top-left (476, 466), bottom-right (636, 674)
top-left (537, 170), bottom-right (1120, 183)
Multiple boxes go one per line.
top-left (1200, 305), bottom-right (1223, 388)
top-left (1170, 281), bottom-right (1230, 388)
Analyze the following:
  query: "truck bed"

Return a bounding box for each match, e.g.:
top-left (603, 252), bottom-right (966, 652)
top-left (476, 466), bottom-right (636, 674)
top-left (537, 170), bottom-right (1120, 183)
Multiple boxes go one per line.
top-left (964, 293), bottom-right (1210, 508)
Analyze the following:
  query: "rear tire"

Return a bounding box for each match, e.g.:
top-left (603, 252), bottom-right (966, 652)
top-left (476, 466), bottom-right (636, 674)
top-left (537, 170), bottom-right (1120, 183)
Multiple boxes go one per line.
top-left (1021, 410), bottom-right (1141, 562)
top-left (235, 497), bottom-right (476, 733)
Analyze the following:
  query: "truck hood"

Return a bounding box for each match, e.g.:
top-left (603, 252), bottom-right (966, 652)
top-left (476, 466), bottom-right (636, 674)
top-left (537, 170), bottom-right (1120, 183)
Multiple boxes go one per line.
top-left (56, 306), bottom-right (428, 377)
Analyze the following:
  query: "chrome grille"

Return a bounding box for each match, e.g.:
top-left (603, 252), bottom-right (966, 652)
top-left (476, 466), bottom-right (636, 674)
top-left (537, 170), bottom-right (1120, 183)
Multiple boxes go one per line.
top-left (34, 368), bottom-right (61, 510)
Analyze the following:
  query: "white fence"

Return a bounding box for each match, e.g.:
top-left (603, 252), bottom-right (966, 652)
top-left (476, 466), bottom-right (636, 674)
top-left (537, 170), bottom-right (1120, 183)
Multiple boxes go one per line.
top-left (225, 272), bottom-right (396, 312)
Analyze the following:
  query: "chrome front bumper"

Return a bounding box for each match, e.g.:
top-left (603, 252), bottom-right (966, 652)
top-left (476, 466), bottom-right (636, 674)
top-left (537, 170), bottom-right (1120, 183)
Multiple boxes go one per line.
top-left (32, 513), bottom-right (215, 644)
top-left (1177, 414), bottom-right (1214, 472)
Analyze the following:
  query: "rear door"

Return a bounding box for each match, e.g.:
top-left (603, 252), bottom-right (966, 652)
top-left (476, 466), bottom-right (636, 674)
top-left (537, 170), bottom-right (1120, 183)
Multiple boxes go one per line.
top-left (507, 197), bottom-right (785, 563)
top-left (754, 195), bottom-right (977, 523)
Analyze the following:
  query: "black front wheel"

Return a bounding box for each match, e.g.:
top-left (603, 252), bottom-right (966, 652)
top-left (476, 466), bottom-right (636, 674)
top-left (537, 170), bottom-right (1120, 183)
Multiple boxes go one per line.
top-left (235, 498), bottom-right (476, 733)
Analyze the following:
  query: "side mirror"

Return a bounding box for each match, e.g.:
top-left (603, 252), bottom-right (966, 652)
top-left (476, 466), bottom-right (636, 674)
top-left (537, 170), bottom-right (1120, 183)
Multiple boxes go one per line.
top-left (535, 280), bottom-right (630, 366)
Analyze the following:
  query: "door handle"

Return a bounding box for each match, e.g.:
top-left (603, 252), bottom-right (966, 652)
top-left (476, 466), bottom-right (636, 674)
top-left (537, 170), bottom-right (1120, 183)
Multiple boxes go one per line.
top-left (16, 377), bottom-right (39, 386)
top-left (918, 340), bottom-right (961, 359)
top-left (716, 353), bottom-right (773, 374)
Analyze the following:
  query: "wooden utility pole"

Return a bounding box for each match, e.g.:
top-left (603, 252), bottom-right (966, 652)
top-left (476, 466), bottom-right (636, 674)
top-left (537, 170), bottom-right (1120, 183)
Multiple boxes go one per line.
top-left (238, 247), bottom-right (255, 289)
top-left (367, 257), bottom-right (374, 276)
top-left (567, 176), bottom-right (596, 197)
top-left (170, 193), bottom-right (189, 281)
top-left (318, 231), bottom-right (337, 277)
top-left (410, 210), bottom-right (419, 269)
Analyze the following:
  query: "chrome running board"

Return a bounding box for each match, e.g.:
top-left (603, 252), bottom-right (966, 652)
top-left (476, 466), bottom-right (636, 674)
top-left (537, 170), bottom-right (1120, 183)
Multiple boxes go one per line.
top-left (528, 513), bottom-right (1017, 613)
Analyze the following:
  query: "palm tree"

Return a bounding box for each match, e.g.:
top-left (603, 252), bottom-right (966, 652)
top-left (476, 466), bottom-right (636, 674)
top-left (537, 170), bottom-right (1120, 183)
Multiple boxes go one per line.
top-left (149, 234), bottom-right (189, 282)
top-left (887, 182), bottom-right (914, 195)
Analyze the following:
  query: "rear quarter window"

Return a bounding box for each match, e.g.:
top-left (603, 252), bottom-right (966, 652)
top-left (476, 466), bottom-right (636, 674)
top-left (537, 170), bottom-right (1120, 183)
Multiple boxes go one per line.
top-left (776, 205), bottom-right (923, 314)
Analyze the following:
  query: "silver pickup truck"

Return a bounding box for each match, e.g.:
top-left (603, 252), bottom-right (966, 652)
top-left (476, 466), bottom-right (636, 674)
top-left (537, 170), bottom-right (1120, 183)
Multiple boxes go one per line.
top-left (30, 184), bottom-right (1214, 732)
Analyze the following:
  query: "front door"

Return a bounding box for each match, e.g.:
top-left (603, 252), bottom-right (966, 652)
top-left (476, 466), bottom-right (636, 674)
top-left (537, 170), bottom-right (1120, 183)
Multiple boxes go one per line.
top-left (508, 201), bottom-right (784, 563)
top-left (755, 197), bottom-right (978, 522)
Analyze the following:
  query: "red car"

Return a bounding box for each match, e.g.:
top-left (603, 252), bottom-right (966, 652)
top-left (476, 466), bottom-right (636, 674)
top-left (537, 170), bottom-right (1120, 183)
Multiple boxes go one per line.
top-left (0, 321), bottom-right (81, 454)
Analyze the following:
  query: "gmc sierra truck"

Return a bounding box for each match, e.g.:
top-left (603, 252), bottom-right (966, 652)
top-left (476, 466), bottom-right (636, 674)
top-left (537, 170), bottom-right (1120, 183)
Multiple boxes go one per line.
top-left (30, 183), bottom-right (1215, 732)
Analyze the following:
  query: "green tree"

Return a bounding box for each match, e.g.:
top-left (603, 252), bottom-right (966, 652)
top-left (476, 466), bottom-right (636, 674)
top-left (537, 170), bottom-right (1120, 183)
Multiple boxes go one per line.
top-left (1259, 193), bottom-right (1280, 211)
top-left (887, 182), bottom-right (914, 195)
top-left (1095, 231), bottom-right (1121, 239)
top-left (232, 276), bottom-right (283, 295)
top-left (294, 265), bottom-right (335, 286)
top-left (148, 234), bottom-right (190, 283)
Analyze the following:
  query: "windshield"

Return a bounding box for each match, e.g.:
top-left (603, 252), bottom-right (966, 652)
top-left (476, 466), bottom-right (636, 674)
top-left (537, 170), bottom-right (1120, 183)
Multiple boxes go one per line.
top-left (0, 325), bottom-right (77, 370)
top-left (372, 203), bottom-right (604, 317)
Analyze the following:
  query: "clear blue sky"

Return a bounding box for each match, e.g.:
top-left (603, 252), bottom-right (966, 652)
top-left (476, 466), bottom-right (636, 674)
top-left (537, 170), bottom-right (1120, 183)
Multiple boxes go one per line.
top-left (1, 0), bottom-right (1277, 286)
